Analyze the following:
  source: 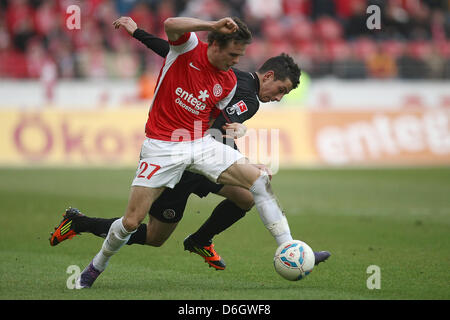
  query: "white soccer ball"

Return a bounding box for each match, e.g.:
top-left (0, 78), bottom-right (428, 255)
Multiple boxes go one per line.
top-left (273, 240), bottom-right (315, 281)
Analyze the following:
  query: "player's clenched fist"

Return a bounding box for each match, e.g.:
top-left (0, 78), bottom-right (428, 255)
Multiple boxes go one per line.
top-left (112, 17), bottom-right (138, 36)
top-left (212, 17), bottom-right (238, 34)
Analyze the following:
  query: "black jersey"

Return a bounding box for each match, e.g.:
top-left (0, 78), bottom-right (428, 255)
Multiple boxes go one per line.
top-left (134, 28), bottom-right (260, 149)
top-left (210, 68), bottom-right (260, 131)
top-left (207, 68), bottom-right (260, 149)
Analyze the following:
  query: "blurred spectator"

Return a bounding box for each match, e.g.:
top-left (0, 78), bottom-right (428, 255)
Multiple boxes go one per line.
top-left (334, 0), bottom-right (359, 20)
top-left (181, 0), bottom-right (231, 20)
top-left (114, 39), bottom-right (139, 78)
top-left (315, 16), bottom-right (344, 42)
top-left (383, 0), bottom-right (413, 39)
top-left (0, 0), bottom-right (448, 80)
top-left (311, 0), bottom-right (336, 19)
top-left (397, 41), bottom-right (432, 79)
top-left (344, 0), bottom-right (372, 39)
top-left (366, 46), bottom-right (398, 78)
top-left (138, 70), bottom-right (157, 100)
top-left (308, 41), bottom-right (333, 78)
top-left (128, 1), bottom-right (155, 34)
top-left (407, 1), bottom-right (432, 40)
top-left (332, 40), bottom-right (367, 78)
top-left (430, 9), bottom-right (449, 42)
top-left (282, 0), bottom-right (310, 18)
top-left (245, 0), bottom-right (283, 19)
top-left (40, 57), bottom-right (58, 103)
top-left (114, 0), bottom-right (140, 16)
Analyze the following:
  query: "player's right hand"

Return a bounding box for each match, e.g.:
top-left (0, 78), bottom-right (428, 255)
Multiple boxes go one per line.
top-left (112, 17), bottom-right (138, 36)
top-left (222, 122), bottom-right (247, 139)
top-left (212, 18), bottom-right (238, 34)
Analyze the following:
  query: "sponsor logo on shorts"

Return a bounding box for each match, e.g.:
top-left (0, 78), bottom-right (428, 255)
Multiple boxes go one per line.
top-left (162, 209), bottom-right (176, 220)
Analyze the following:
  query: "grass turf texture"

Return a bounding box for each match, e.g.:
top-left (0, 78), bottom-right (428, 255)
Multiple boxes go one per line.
top-left (0, 167), bottom-right (449, 300)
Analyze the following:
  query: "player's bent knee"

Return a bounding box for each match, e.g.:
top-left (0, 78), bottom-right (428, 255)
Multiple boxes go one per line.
top-left (218, 162), bottom-right (261, 190)
top-left (122, 216), bottom-right (142, 232)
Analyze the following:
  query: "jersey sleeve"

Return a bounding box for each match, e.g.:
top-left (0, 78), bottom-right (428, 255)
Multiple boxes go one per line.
top-left (223, 98), bottom-right (259, 123)
top-left (215, 84), bottom-right (237, 110)
top-left (132, 28), bottom-right (170, 58)
top-left (168, 32), bottom-right (198, 54)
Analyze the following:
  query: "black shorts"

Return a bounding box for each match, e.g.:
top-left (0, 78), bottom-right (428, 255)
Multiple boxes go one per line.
top-left (149, 171), bottom-right (224, 223)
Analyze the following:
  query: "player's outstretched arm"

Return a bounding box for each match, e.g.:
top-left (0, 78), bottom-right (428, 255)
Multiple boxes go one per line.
top-left (164, 17), bottom-right (238, 42)
top-left (113, 16), bottom-right (169, 58)
top-left (133, 29), bottom-right (169, 58)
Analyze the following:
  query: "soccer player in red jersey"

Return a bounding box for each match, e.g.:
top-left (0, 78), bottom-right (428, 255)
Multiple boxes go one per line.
top-left (73, 16), bottom-right (302, 288)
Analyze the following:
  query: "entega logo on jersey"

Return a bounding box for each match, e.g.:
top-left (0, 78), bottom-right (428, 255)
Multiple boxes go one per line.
top-left (175, 87), bottom-right (208, 115)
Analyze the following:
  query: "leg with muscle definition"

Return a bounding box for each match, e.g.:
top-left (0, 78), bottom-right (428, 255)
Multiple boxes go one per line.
top-left (75, 186), bottom-right (164, 288)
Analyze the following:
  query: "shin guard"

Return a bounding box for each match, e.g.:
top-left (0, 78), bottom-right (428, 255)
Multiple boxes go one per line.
top-left (249, 173), bottom-right (293, 245)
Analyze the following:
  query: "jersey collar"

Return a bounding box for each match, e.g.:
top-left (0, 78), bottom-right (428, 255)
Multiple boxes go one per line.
top-left (249, 72), bottom-right (260, 97)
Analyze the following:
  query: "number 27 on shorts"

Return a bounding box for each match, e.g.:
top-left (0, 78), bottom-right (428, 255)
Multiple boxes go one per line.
top-left (137, 161), bottom-right (161, 180)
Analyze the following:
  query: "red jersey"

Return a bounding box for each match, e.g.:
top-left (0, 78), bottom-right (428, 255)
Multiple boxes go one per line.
top-left (145, 32), bottom-right (237, 141)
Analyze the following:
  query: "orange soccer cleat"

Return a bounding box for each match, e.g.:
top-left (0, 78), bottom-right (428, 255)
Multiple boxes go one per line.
top-left (183, 235), bottom-right (226, 270)
top-left (49, 207), bottom-right (83, 246)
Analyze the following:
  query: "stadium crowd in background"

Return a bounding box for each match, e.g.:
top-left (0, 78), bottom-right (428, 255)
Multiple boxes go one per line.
top-left (0, 0), bottom-right (449, 81)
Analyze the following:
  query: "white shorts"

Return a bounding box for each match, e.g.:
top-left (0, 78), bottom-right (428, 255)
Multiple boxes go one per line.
top-left (131, 135), bottom-right (245, 188)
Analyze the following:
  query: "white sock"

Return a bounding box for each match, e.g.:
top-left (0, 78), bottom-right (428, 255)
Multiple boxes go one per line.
top-left (249, 173), bottom-right (293, 246)
top-left (92, 217), bottom-right (135, 271)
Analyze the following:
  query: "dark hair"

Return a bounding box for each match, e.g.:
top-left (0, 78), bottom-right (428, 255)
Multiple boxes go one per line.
top-left (207, 17), bottom-right (252, 49)
top-left (258, 53), bottom-right (301, 89)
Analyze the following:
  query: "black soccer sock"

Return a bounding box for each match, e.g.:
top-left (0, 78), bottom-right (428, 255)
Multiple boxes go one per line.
top-left (190, 199), bottom-right (248, 245)
top-left (126, 223), bottom-right (147, 245)
top-left (73, 216), bottom-right (118, 238)
top-left (73, 216), bottom-right (147, 245)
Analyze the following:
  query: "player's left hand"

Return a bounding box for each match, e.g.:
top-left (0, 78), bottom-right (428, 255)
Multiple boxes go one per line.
top-left (222, 122), bottom-right (247, 139)
top-left (113, 17), bottom-right (138, 36)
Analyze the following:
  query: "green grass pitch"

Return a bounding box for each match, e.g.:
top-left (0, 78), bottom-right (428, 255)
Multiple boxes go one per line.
top-left (0, 167), bottom-right (449, 300)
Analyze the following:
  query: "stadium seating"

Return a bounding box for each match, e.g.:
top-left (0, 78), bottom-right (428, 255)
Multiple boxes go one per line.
top-left (0, 0), bottom-right (448, 79)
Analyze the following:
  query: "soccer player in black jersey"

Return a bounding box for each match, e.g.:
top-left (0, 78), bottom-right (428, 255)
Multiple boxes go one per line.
top-left (50, 17), bottom-right (330, 270)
